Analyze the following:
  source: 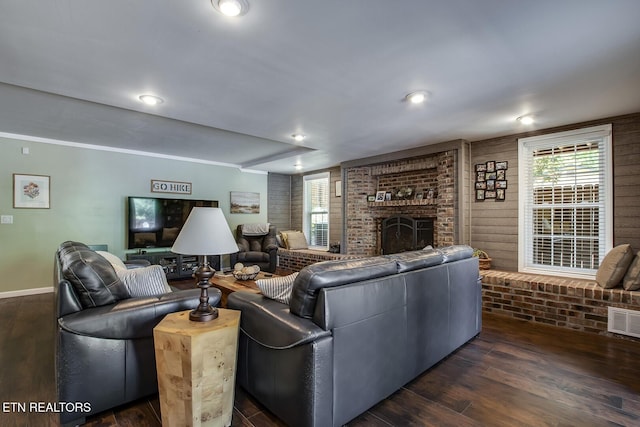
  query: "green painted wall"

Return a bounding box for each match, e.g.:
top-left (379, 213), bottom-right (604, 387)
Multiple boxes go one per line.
top-left (0, 136), bottom-right (268, 294)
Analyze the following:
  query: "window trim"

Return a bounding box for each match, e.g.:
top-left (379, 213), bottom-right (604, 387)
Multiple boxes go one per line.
top-left (303, 172), bottom-right (330, 250)
top-left (517, 124), bottom-right (613, 279)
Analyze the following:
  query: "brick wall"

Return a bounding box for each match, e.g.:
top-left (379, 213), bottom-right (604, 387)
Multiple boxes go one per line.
top-left (482, 269), bottom-right (640, 336)
top-left (344, 151), bottom-right (457, 256)
top-left (277, 248), bottom-right (361, 273)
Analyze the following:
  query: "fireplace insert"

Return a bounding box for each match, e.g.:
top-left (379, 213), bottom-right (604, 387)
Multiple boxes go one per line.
top-left (381, 215), bottom-right (434, 254)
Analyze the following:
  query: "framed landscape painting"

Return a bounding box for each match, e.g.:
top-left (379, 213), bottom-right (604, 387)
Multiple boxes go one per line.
top-left (230, 191), bottom-right (260, 214)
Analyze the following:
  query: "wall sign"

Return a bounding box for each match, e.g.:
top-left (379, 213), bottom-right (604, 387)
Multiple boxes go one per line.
top-left (151, 179), bottom-right (192, 195)
top-left (475, 161), bottom-right (507, 201)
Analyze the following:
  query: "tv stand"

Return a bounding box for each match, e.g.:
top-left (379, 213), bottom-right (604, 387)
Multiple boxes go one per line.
top-left (126, 251), bottom-right (221, 282)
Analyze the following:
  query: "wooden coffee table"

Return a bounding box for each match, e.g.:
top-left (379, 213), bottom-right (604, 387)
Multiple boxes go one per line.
top-left (210, 271), bottom-right (276, 307)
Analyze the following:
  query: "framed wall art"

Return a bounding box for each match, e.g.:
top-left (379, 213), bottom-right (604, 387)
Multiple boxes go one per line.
top-left (475, 161), bottom-right (508, 202)
top-left (230, 191), bottom-right (260, 213)
top-left (13, 173), bottom-right (50, 209)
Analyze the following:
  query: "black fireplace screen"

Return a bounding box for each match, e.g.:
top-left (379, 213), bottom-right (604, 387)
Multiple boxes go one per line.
top-left (381, 216), bottom-right (434, 254)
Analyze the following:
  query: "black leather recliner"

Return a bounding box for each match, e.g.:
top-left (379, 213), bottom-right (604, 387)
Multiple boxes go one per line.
top-left (54, 241), bottom-right (220, 426)
top-left (229, 224), bottom-right (278, 273)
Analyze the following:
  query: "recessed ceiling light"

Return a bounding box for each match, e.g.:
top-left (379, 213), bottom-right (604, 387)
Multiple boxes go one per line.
top-left (138, 95), bottom-right (164, 106)
top-left (517, 115), bottom-right (535, 125)
top-left (405, 91), bottom-right (429, 104)
top-left (294, 164), bottom-right (303, 170)
top-left (212, 0), bottom-right (249, 17)
top-left (292, 134), bottom-right (306, 142)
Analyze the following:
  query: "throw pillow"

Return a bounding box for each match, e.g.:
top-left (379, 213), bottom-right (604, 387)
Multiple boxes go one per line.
top-left (117, 265), bottom-right (172, 297)
top-left (622, 252), bottom-right (640, 291)
top-left (96, 250), bottom-right (127, 270)
top-left (278, 230), bottom-right (297, 249)
top-left (283, 231), bottom-right (309, 250)
top-left (255, 272), bottom-right (298, 304)
top-left (595, 244), bottom-right (635, 288)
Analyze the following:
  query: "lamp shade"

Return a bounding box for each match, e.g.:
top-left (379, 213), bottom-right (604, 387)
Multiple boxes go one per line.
top-left (171, 207), bottom-right (238, 255)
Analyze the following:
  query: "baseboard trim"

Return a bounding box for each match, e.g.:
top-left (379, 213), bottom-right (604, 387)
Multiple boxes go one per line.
top-left (0, 287), bottom-right (53, 299)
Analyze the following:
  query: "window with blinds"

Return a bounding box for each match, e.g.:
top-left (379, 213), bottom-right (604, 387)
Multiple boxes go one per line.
top-left (518, 124), bottom-right (612, 278)
top-left (303, 173), bottom-right (329, 249)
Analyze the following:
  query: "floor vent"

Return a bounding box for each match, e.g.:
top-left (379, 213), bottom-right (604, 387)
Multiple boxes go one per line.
top-left (608, 307), bottom-right (640, 338)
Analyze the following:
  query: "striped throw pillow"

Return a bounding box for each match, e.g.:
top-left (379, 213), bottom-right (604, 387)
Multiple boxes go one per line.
top-left (255, 272), bottom-right (298, 305)
top-left (117, 265), bottom-right (172, 297)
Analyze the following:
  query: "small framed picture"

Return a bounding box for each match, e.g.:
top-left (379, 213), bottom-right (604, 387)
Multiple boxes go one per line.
top-left (375, 191), bottom-right (386, 202)
top-left (385, 192), bottom-right (392, 201)
top-left (475, 181), bottom-right (487, 190)
top-left (496, 170), bottom-right (506, 180)
top-left (496, 161), bottom-right (508, 170)
top-left (486, 180), bottom-right (495, 191)
top-left (367, 195), bottom-right (376, 202)
top-left (496, 189), bottom-right (506, 201)
top-left (476, 172), bottom-right (486, 182)
top-left (475, 163), bottom-right (487, 172)
top-left (415, 192), bottom-right (423, 200)
top-left (486, 161), bottom-right (496, 172)
top-left (496, 180), bottom-right (508, 189)
top-left (486, 172), bottom-right (497, 180)
top-left (485, 190), bottom-right (497, 199)
top-left (14, 173), bottom-right (50, 209)
top-left (476, 190), bottom-right (485, 201)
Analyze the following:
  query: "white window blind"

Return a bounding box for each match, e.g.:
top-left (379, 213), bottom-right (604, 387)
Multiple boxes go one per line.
top-left (303, 173), bottom-right (329, 249)
top-left (518, 124), bottom-right (612, 278)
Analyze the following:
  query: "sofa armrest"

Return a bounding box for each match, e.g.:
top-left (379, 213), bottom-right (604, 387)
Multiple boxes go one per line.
top-left (262, 234), bottom-right (278, 252)
top-left (56, 280), bottom-right (84, 317)
top-left (264, 243), bottom-right (278, 253)
top-left (58, 288), bottom-right (207, 340)
top-left (228, 292), bottom-right (330, 349)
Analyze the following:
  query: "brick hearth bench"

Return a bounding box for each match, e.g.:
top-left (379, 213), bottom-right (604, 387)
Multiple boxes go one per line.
top-left (276, 248), bottom-right (362, 273)
top-left (481, 269), bottom-right (640, 336)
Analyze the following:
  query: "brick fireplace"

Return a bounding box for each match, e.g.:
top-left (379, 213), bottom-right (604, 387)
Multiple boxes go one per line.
top-left (344, 150), bottom-right (457, 256)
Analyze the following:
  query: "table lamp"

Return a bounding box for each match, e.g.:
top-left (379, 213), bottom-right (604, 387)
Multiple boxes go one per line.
top-left (171, 207), bottom-right (239, 321)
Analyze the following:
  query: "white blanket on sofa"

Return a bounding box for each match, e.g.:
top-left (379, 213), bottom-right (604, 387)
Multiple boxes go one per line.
top-left (242, 223), bottom-right (270, 236)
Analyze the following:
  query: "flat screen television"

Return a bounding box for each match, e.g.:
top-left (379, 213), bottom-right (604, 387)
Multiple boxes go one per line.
top-left (127, 196), bottom-right (219, 249)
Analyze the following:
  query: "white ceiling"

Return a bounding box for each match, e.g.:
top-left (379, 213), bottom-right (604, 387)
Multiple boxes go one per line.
top-left (1, 0), bottom-right (639, 174)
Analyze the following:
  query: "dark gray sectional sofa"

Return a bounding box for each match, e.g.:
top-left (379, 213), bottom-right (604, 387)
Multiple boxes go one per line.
top-left (227, 245), bottom-right (482, 427)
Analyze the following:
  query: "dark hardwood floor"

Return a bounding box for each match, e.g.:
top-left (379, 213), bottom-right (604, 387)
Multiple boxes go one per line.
top-left (2, 293), bottom-right (640, 426)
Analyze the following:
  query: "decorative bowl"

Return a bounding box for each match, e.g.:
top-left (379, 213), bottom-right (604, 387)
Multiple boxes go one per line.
top-left (232, 271), bottom-right (259, 281)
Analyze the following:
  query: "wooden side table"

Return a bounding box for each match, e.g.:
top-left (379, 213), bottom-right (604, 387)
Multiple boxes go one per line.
top-left (153, 309), bottom-right (241, 427)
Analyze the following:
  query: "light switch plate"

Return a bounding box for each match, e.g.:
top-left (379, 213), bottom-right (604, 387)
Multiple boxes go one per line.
top-left (1, 215), bottom-right (13, 224)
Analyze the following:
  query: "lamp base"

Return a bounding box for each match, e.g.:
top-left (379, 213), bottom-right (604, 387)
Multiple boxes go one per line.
top-left (189, 261), bottom-right (218, 322)
top-left (189, 306), bottom-right (218, 322)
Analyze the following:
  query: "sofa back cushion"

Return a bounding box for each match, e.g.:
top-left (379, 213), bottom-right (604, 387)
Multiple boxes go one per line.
top-left (57, 241), bottom-right (130, 308)
top-left (289, 256), bottom-right (397, 318)
top-left (384, 249), bottom-right (444, 273)
top-left (437, 245), bottom-right (474, 263)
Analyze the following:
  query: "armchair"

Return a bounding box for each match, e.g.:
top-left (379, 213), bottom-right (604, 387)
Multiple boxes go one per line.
top-left (54, 241), bottom-right (221, 426)
top-left (229, 224), bottom-right (278, 273)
